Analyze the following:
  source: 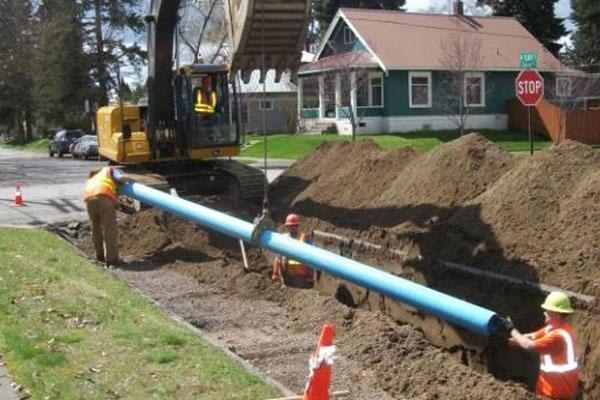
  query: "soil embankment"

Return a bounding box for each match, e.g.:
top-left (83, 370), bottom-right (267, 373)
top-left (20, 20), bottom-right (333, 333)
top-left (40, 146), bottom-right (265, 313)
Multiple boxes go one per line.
top-left (75, 133), bottom-right (600, 399)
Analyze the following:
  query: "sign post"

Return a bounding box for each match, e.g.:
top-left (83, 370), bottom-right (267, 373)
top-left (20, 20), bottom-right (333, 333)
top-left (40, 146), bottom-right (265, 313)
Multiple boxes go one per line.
top-left (515, 69), bottom-right (544, 155)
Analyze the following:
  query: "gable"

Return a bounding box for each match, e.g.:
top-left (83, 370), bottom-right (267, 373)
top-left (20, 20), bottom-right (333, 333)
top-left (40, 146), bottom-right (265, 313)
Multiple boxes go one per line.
top-left (320, 19), bottom-right (365, 58)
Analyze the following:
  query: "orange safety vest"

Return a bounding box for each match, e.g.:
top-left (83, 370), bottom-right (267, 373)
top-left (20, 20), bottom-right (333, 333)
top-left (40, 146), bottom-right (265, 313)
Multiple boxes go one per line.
top-left (533, 322), bottom-right (579, 399)
top-left (284, 233), bottom-right (313, 278)
top-left (84, 167), bottom-right (118, 202)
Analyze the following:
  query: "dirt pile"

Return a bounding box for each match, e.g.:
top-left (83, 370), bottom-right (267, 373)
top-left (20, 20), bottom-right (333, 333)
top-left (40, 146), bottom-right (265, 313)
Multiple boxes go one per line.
top-left (270, 134), bottom-right (600, 398)
top-left (79, 208), bottom-right (535, 399)
top-left (446, 140), bottom-right (600, 293)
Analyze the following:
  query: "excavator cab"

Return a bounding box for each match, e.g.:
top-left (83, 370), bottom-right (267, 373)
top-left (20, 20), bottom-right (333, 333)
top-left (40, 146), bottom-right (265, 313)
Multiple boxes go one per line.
top-left (174, 64), bottom-right (239, 158)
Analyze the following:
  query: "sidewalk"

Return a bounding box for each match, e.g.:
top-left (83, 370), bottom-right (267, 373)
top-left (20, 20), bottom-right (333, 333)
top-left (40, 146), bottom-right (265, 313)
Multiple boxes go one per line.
top-left (0, 356), bottom-right (18, 400)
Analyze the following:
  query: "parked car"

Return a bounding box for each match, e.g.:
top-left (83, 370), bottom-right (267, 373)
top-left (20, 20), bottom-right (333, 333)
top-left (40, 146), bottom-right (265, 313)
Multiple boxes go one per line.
top-left (48, 129), bottom-right (83, 157)
top-left (71, 135), bottom-right (99, 160)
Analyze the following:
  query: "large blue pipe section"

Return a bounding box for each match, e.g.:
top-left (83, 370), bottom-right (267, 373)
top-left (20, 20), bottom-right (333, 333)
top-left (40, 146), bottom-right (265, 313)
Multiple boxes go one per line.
top-left (118, 180), bottom-right (502, 336)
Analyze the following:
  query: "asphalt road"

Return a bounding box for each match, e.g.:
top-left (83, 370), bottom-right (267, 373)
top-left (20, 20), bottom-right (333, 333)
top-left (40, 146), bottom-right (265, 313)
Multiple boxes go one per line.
top-left (0, 148), bottom-right (104, 226)
top-left (0, 148), bottom-right (291, 226)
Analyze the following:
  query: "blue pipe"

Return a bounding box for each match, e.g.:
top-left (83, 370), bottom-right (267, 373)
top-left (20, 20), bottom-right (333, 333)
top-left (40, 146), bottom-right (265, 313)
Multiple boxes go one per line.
top-left (118, 179), bottom-right (502, 336)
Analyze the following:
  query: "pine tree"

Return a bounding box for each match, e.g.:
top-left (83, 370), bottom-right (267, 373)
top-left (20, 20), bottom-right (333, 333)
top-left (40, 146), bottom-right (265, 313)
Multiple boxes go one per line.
top-left (477, 0), bottom-right (566, 56)
top-left (81, 0), bottom-right (145, 107)
top-left (314, 0), bottom-right (405, 37)
top-left (570, 0), bottom-right (600, 72)
top-left (33, 0), bottom-right (89, 130)
top-left (0, 0), bottom-right (35, 141)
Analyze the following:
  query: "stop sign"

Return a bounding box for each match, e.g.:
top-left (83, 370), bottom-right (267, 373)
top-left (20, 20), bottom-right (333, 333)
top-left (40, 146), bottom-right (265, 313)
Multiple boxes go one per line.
top-left (515, 70), bottom-right (544, 106)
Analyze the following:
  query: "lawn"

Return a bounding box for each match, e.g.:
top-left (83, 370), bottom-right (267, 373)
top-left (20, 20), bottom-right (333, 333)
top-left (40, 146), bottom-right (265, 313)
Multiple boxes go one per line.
top-left (0, 228), bottom-right (280, 400)
top-left (240, 130), bottom-right (553, 160)
top-left (0, 138), bottom-right (50, 151)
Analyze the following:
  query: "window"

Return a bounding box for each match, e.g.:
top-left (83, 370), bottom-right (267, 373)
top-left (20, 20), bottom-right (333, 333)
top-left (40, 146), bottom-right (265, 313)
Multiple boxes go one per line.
top-left (356, 71), bottom-right (383, 108)
top-left (340, 72), bottom-right (351, 107)
top-left (556, 77), bottom-right (572, 97)
top-left (323, 75), bottom-right (336, 118)
top-left (464, 73), bottom-right (485, 107)
top-left (343, 26), bottom-right (355, 44)
top-left (301, 77), bottom-right (319, 109)
top-left (357, 71), bottom-right (369, 107)
top-left (259, 100), bottom-right (273, 110)
top-left (409, 72), bottom-right (431, 108)
top-left (370, 76), bottom-right (383, 107)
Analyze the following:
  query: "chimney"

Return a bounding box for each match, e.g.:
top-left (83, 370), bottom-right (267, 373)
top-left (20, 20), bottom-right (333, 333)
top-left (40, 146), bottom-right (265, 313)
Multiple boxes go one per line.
top-left (453, 0), bottom-right (464, 16)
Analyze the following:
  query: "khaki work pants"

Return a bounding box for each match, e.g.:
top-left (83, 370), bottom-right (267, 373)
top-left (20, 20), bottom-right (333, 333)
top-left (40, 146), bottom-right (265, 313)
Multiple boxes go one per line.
top-left (86, 195), bottom-right (118, 266)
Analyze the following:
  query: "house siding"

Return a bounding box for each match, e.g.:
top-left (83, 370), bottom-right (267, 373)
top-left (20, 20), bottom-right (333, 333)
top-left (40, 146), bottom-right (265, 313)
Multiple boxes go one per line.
top-left (385, 70), bottom-right (519, 117)
top-left (241, 94), bottom-right (296, 133)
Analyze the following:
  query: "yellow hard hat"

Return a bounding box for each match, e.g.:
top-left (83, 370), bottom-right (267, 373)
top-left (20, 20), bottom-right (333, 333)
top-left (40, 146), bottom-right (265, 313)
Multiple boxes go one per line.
top-left (541, 291), bottom-right (574, 314)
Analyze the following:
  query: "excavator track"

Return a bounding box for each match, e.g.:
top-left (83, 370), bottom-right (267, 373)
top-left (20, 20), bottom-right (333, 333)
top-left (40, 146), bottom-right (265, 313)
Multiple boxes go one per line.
top-left (117, 160), bottom-right (265, 212)
top-left (226, 0), bottom-right (311, 82)
top-left (210, 159), bottom-right (266, 201)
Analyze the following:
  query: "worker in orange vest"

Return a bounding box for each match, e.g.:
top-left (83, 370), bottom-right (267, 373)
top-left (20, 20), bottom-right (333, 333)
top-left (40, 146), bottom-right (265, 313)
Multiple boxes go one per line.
top-left (272, 213), bottom-right (315, 288)
top-left (84, 167), bottom-right (131, 267)
top-left (509, 291), bottom-right (580, 400)
top-left (194, 75), bottom-right (217, 115)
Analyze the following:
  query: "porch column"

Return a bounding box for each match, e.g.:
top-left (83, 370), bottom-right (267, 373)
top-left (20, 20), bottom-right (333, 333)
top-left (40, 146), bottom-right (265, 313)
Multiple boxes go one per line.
top-left (351, 71), bottom-right (357, 119)
top-left (297, 77), bottom-right (303, 119)
top-left (335, 73), bottom-right (341, 119)
top-left (319, 75), bottom-right (325, 119)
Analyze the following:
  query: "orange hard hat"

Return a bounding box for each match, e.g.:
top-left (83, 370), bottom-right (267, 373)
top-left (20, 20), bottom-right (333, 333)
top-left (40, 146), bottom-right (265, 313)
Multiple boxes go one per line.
top-left (285, 213), bottom-right (300, 226)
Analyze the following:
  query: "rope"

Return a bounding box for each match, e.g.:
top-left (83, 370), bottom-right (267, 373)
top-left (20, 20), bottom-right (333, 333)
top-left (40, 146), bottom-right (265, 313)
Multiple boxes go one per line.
top-left (261, 1), bottom-right (269, 211)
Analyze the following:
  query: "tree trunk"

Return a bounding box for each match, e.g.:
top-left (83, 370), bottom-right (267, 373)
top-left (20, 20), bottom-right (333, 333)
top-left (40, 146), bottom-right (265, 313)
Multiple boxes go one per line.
top-left (94, 0), bottom-right (108, 106)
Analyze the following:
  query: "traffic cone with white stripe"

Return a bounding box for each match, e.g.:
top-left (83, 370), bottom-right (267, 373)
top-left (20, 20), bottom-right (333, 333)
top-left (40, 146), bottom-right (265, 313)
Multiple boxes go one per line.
top-left (303, 324), bottom-right (335, 400)
top-left (11, 181), bottom-right (25, 207)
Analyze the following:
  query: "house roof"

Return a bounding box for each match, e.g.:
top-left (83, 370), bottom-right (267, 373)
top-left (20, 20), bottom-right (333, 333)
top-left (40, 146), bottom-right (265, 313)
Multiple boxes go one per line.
top-left (316, 8), bottom-right (564, 73)
top-left (299, 51), bottom-right (378, 75)
top-left (238, 69), bottom-right (297, 94)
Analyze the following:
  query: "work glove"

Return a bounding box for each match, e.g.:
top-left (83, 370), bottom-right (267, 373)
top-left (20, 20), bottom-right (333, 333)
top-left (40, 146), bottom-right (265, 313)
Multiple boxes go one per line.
top-left (494, 316), bottom-right (515, 340)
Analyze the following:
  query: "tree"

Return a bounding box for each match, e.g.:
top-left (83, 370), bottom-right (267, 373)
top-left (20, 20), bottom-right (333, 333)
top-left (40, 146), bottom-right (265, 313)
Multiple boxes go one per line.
top-left (315, 0), bottom-right (405, 37)
top-left (0, 0), bottom-right (35, 141)
top-left (33, 0), bottom-right (89, 131)
top-left (477, 0), bottom-right (566, 56)
top-left (178, 0), bottom-right (229, 64)
top-left (81, 0), bottom-right (145, 107)
top-left (570, 0), bottom-right (600, 72)
top-left (436, 33), bottom-right (485, 135)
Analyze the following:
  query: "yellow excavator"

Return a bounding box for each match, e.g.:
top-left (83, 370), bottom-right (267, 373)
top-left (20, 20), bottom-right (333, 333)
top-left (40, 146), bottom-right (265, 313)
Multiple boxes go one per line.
top-left (96, 0), bottom-right (310, 200)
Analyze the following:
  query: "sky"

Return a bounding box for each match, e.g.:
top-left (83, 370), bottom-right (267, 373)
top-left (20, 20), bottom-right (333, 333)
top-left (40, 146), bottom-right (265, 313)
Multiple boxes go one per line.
top-left (122, 0), bottom-right (575, 87)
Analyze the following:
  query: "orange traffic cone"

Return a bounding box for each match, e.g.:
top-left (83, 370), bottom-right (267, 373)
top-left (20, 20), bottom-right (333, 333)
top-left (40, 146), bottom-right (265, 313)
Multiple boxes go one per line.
top-left (11, 181), bottom-right (25, 207)
top-left (303, 324), bottom-right (335, 400)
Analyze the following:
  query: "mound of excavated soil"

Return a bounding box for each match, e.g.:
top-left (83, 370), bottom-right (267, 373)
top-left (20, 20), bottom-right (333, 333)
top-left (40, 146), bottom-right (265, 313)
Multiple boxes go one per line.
top-left (77, 208), bottom-right (535, 400)
top-left (76, 133), bottom-right (600, 399)
top-left (270, 134), bottom-right (600, 398)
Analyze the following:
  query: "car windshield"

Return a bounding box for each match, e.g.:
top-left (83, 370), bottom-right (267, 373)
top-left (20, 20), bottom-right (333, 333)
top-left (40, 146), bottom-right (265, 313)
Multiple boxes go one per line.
top-left (66, 131), bottom-right (82, 139)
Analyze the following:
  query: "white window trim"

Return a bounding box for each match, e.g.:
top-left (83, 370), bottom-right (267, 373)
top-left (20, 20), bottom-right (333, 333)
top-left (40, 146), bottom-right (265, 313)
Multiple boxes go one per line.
top-left (464, 72), bottom-right (485, 107)
top-left (356, 71), bottom-right (384, 109)
top-left (555, 76), bottom-right (572, 98)
top-left (409, 71), bottom-right (432, 108)
top-left (258, 100), bottom-right (273, 111)
top-left (343, 26), bottom-right (355, 45)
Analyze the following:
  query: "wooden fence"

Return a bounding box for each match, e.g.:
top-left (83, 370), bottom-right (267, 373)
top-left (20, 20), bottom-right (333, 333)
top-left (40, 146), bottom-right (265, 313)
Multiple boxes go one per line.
top-left (507, 99), bottom-right (600, 144)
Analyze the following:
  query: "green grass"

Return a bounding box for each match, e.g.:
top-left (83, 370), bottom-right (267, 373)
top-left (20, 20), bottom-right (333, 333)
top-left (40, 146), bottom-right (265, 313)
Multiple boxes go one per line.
top-left (0, 228), bottom-right (280, 400)
top-left (0, 138), bottom-right (50, 151)
top-left (240, 130), bottom-right (553, 159)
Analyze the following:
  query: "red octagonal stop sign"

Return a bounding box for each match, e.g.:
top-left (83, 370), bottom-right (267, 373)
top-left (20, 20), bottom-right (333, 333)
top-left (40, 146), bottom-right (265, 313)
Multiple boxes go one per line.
top-left (515, 70), bottom-right (544, 106)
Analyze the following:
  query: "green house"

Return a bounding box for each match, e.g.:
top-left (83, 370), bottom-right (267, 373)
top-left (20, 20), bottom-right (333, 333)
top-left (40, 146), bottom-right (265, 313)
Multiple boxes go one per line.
top-left (297, 7), bottom-right (564, 135)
